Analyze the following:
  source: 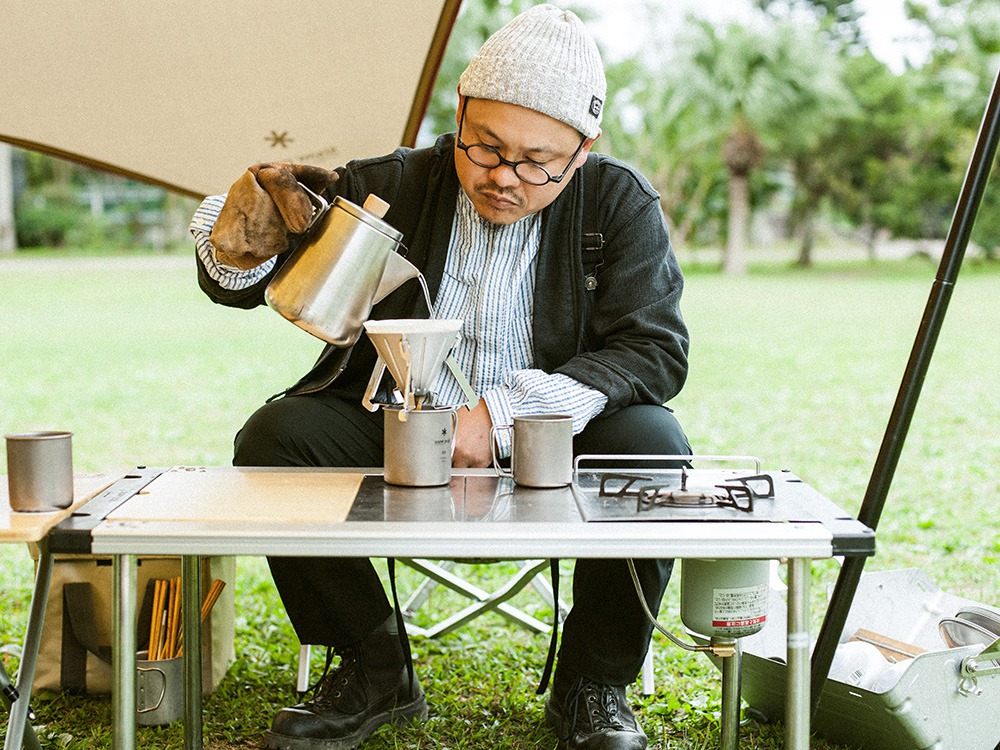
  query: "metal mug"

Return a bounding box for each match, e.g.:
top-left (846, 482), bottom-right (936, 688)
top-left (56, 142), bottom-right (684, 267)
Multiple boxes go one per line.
top-left (491, 414), bottom-right (573, 488)
top-left (136, 651), bottom-right (183, 726)
top-left (5, 431), bottom-right (74, 512)
top-left (383, 406), bottom-right (458, 487)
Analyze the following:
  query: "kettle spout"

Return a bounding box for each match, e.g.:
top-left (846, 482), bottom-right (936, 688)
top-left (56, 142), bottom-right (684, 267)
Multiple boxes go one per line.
top-left (373, 251), bottom-right (421, 304)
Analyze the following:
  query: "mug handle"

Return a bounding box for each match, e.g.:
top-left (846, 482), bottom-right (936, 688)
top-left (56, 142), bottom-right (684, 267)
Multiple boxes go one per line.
top-left (449, 410), bottom-right (459, 457)
top-left (136, 665), bottom-right (167, 713)
top-left (489, 425), bottom-right (513, 477)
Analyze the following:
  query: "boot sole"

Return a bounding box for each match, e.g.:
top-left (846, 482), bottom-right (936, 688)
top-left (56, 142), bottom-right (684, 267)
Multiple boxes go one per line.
top-left (263, 694), bottom-right (428, 750)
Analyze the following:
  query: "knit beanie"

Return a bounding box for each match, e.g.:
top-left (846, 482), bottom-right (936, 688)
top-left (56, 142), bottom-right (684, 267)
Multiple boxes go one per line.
top-left (458, 4), bottom-right (606, 138)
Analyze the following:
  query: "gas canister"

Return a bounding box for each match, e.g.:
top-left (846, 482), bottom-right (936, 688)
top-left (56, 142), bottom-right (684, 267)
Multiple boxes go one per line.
top-left (680, 558), bottom-right (770, 638)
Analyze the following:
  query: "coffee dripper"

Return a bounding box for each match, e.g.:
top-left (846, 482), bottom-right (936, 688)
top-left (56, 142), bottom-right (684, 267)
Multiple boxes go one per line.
top-left (362, 319), bottom-right (478, 486)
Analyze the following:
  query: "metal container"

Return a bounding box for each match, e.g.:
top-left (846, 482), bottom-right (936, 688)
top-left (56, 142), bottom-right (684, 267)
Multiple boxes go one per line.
top-left (742, 569), bottom-right (1000, 750)
top-left (136, 651), bottom-right (183, 726)
top-left (265, 192), bottom-right (420, 346)
top-left (491, 414), bottom-right (573, 488)
top-left (383, 406), bottom-right (457, 487)
top-left (5, 430), bottom-right (74, 512)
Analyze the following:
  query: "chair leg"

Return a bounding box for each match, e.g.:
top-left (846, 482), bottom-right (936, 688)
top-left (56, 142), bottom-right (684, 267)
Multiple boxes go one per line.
top-left (400, 559), bottom-right (555, 637)
top-left (640, 642), bottom-right (655, 695)
top-left (296, 643), bottom-right (312, 694)
top-left (521, 561), bottom-right (570, 621)
top-left (400, 560), bottom-right (456, 619)
top-left (1, 660), bottom-right (42, 750)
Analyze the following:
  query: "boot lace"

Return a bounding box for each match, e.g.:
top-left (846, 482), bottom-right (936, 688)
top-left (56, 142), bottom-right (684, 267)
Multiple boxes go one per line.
top-left (559, 677), bottom-right (628, 739)
top-left (306, 646), bottom-right (359, 710)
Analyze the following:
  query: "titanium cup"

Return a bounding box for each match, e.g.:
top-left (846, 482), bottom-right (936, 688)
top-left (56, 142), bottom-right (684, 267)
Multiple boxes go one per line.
top-left (136, 651), bottom-right (183, 726)
top-left (383, 406), bottom-right (458, 487)
top-left (491, 414), bottom-right (573, 488)
top-left (5, 431), bottom-right (74, 512)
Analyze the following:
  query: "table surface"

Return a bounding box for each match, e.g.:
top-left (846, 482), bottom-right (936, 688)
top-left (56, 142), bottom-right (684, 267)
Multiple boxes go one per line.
top-left (1, 473), bottom-right (116, 544)
top-left (40, 465), bottom-right (866, 750)
top-left (49, 466), bottom-right (875, 561)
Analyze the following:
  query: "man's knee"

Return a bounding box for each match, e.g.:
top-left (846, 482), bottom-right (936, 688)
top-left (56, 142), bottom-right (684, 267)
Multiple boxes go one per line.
top-left (574, 404), bottom-right (691, 458)
top-left (234, 393), bottom-right (383, 468)
top-left (234, 398), bottom-right (315, 467)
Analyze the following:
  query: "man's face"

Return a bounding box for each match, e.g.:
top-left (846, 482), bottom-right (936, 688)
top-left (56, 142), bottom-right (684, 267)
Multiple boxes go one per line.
top-left (454, 97), bottom-right (595, 225)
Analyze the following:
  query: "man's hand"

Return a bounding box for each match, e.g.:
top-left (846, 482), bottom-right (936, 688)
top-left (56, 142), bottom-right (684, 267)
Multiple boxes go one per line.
top-left (209, 163), bottom-right (338, 270)
top-left (452, 400), bottom-right (495, 468)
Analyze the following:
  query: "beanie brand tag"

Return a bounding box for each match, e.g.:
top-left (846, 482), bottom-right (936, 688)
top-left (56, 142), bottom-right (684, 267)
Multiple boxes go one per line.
top-left (589, 96), bottom-right (603, 119)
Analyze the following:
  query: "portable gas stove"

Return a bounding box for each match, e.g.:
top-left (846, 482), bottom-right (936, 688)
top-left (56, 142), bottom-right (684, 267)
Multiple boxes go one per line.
top-left (571, 458), bottom-right (872, 557)
top-left (597, 467), bottom-right (774, 514)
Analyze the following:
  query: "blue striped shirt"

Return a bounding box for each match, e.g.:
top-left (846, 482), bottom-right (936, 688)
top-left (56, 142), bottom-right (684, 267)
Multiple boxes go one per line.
top-left (191, 188), bottom-right (607, 457)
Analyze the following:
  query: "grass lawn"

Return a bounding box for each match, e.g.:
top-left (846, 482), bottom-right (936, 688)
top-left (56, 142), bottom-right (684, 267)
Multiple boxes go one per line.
top-left (2, 251), bottom-right (999, 749)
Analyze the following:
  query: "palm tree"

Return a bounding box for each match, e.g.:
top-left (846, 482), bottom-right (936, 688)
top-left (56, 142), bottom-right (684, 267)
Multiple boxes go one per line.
top-left (673, 15), bottom-right (850, 274)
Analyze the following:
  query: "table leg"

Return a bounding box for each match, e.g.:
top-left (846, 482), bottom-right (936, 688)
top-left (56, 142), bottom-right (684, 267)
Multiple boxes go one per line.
top-left (719, 638), bottom-right (742, 750)
top-left (3, 538), bottom-right (50, 750)
top-left (181, 556), bottom-right (203, 750)
top-left (785, 558), bottom-right (811, 750)
top-left (112, 554), bottom-right (137, 750)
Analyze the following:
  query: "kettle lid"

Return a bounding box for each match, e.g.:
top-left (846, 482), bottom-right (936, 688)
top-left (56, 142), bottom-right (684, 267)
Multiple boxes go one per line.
top-left (333, 195), bottom-right (403, 243)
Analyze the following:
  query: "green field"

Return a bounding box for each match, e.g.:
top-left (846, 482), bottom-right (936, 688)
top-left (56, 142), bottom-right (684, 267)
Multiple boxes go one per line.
top-left (2, 253), bottom-right (998, 749)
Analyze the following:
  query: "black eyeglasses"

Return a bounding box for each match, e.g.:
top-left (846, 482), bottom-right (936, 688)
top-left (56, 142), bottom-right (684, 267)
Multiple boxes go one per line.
top-left (456, 99), bottom-right (587, 186)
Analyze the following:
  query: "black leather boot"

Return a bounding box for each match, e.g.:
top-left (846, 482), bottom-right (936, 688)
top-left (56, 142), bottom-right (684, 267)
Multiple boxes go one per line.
top-left (545, 673), bottom-right (647, 750)
top-left (264, 628), bottom-right (426, 750)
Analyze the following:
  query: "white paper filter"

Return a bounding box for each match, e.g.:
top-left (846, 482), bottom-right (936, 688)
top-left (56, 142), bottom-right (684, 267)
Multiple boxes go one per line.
top-left (363, 319), bottom-right (462, 395)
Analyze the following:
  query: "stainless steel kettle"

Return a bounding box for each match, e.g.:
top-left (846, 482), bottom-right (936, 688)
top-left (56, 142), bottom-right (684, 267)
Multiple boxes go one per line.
top-left (265, 188), bottom-right (421, 346)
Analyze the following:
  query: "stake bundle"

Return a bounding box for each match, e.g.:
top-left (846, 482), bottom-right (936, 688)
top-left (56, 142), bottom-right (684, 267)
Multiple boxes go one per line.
top-left (146, 577), bottom-right (226, 661)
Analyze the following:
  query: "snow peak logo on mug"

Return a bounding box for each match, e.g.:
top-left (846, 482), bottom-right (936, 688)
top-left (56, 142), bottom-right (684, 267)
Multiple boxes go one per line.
top-left (589, 95), bottom-right (603, 118)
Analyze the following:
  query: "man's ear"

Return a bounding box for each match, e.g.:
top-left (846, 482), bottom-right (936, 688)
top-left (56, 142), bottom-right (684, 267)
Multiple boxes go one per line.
top-left (575, 130), bottom-right (600, 168)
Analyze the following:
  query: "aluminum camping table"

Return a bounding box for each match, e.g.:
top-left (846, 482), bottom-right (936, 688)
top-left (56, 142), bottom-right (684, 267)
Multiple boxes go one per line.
top-left (48, 465), bottom-right (875, 750)
top-left (1, 473), bottom-right (116, 750)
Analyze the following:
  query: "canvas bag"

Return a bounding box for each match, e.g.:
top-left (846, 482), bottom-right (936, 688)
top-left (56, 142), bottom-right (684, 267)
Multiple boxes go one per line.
top-left (32, 554), bottom-right (236, 696)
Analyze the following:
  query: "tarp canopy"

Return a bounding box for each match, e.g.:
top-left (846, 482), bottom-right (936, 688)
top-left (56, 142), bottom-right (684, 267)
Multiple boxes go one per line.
top-left (1, 0), bottom-right (461, 198)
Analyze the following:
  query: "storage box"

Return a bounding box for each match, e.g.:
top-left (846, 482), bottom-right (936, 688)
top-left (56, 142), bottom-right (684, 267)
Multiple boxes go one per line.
top-left (741, 569), bottom-right (1000, 750)
top-left (31, 554), bottom-right (236, 696)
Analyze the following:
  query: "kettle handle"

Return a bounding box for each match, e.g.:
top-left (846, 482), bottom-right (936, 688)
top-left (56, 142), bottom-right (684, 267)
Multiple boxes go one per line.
top-left (296, 182), bottom-right (331, 233)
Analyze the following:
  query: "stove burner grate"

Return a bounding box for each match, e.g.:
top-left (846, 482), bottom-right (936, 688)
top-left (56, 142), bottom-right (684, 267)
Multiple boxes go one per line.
top-left (598, 468), bottom-right (774, 514)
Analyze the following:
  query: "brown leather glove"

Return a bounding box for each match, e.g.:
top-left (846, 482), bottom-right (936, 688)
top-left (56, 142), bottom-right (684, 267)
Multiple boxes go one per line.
top-left (209, 163), bottom-right (338, 270)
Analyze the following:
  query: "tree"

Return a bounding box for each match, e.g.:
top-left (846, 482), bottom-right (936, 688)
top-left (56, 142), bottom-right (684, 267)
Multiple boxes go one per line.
top-left (904, 0), bottom-right (1000, 256)
top-left (786, 52), bottom-right (908, 264)
top-left (754, 0), bottom-right (866, 47)
top-left (671, 15), bottom-right (851, 274)
top-left (598, 56), bottom-right (726, 248)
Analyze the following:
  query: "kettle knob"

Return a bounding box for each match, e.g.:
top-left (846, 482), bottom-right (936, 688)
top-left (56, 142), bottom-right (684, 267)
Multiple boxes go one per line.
top-left (363, 194), bottom-right (390, 219)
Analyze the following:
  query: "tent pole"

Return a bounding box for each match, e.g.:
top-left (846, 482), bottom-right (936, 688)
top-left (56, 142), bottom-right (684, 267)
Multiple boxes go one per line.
top-left (810, 64), bottom-right (1000, 715)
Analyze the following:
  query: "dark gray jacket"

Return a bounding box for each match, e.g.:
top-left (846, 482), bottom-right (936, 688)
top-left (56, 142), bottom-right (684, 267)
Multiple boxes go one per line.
top-left (197, 133), bottom-right (689, 414)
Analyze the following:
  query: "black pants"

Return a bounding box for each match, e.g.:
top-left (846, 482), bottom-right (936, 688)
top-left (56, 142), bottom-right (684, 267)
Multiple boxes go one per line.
top-left (234, 390), bottom-right (691, 685)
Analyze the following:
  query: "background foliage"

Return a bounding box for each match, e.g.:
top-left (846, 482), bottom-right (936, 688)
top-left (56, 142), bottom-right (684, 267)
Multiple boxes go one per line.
top-left (413, 0), bottom-right (1000, 270)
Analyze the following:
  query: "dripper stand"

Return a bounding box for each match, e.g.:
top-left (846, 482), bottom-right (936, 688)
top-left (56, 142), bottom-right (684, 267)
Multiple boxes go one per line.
top-left (362, 319), bottom-right (463, 414)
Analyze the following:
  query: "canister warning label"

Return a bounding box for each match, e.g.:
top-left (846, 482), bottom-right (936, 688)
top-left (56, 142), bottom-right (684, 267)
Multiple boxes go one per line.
top-left (712, 583), bottom-right (768, 635)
